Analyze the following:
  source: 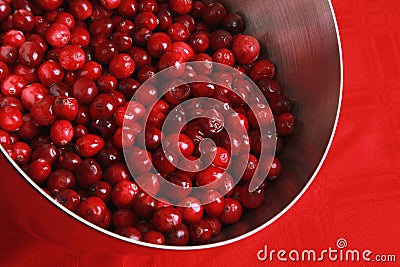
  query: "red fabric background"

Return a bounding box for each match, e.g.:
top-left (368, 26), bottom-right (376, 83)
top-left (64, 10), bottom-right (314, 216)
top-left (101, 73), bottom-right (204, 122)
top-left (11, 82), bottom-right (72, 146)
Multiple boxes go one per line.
top-left (1, 0), bottom-right (400, 266)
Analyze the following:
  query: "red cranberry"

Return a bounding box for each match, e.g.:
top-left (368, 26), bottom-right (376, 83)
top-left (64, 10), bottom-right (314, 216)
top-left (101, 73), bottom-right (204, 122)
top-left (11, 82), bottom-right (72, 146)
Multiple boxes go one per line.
top-left (32, 143), bottom-right (60, 166)
top-left (276, 112), bottom-right (295, 136)
top-left (221, 13), bottom-right (245, 35)
top-left (3, 29), bottom-right (25, 48)
top-left (135, 173), bottom-right (161, 196)
top-left (210, 30), bottom-right (232, 52)
top-left (188, 32), bottom-right (209, 53)
top-left (12, 9), bottom-right (35, 32)
top-left (201, 2), bottom-right (227, 28)
top-left (165, 172), bottom-right (192, 200)
top-left (126, 147), bottom-right (153, 175)
top-left (213, 48), bottom-right (235, 67)
top-left (204, 217), bottom-right (222, 236)
top-left (55, 189), bottom-right (80, 211)
top-left (0, 1), bottom-right (11, 22)
top-left (169, 0), bottom-right (192, 15)
top-left (0, 61), bottom-right (9, 82)
top-left (109, 53), bottom-right (135, 79)
top-left (30, 95), bottom-right (56, 126)
top-left (103, 163), bottom-right (131, 185)
top-left (70, 26), bottom-right (90, 47)
top-left (143, 231), bottom-right (165, 245)
top-left (202, 189), bottom-right (225, 217)
top-left (152, 148), bottom-right (177, 174)
top-left (53, 96), bottom-right (79, 121)
top-left (50, 120), bottom-right (74, 146)
top-left (267, 157), bottom-right (281, 180)
top-left (118, 0), bottom-right (138, 19)
top-left (12, 141), bottom-right (32, 165)
top-left (0, 106), bottom-right (23, 132)
top-left (38, 61), bottom-right (64, 87)
top-left (47, 169), bottom-right (76, 195)
top-left (173, 14), bottom-right (195, 33)
top-left (89, 94), bottom-right (116, 120)
top-left (28, 158), bottom-right (52, 184)
top-left (134, 11), bottom-right (159, 31)
top-left (69, 0), bottom-right (93, 20)
top-left (147, 32), bottom-right (171, 58)
top-left (232, 35), bottom-right (260, 65)
top-left (0, 129), bottom-right (11, 144)
top-left (189, 220), bottom-right (213, 244)
top-left (75, 158), bottom-right (102, 188)
top-left (167, 23), bottom-right (190, 42)
top-left (269, 94), bottom-right (291, 115)
top-left (155, 10), bottom-right (172, 32)
top-left (190, 1), bottom-right (205, 21)
top-left (21, 83), bottom-right (47, 111)
top-left (132, 192), bottom-right (158, 219)
top-left (115, 226), bottom-right (142, 241)
top-left (45, 23), bottom-right (70, 48)
top-left (76, 196), bottom-right (107, 226)
top-left (250, 59), bottom-right (275, 82)
top-left (177, 197), bottom-right (203, 224)
top-left (112, 208), bottom-right (138, 229)
top-left (59, 45), bottom-right (86, 71)
top-left (75, 134), bottom-right (104, 158)
top-left (1, 74), bottom-right (27, 98)
top-left (57, 151), bottom-right (82, 171)
top-left (0, 45), bottom-right (18, 64)
top-left (219, 198), bottom-right (242, 224)
top-left (165, 223), bottom-right (189, 246)
top-left (112, 180), bottom-right (140, 208)
top-left (239, 183), bottom-right (265, 209)
top-left (152, 207), bottom-right (182, 233)
top-left (72, 78), bottom-right (98, 105)
top-left (96, 146), bottom-right (122, 169)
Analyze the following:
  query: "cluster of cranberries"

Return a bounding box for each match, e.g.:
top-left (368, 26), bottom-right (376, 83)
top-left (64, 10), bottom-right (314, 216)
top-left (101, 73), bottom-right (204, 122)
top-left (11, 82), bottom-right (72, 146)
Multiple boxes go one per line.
top-left (0, 0), bottom-right (295, 245)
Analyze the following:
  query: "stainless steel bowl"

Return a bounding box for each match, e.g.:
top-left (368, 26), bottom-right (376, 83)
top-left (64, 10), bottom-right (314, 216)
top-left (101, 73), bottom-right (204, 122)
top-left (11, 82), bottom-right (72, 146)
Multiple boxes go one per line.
top-left (0, 0), bottom-right (342, 252)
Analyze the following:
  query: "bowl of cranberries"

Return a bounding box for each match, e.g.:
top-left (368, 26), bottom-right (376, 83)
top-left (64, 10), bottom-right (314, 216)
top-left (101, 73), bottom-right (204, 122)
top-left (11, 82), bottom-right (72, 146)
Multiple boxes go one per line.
top-left (0, 0), bottom-right (341, 251)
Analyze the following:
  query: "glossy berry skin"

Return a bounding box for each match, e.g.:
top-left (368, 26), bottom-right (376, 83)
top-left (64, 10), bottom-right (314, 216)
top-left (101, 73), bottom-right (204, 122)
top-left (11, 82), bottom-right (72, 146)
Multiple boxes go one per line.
top-left (134, 11), bottom-right (159, 31)
top-left (132, 192), bottom-right (158, 219)
top-left (76, 196), bottom-right (107, 226)
top-left (21, 83), bottom-right (48, 111)
top-left (112, 180), bottom-right (140, 208)
top-left (69, 0), bottom-right (93, 20)
top-left (201, 2), bottom-right (227, 28)
top-left (109, 54), bottom-right (135, 79)
top-left (0, 106), bottom-right (23, 132)
top-left (213, 48), bottom-right (235, 67)
top-left (143, 231), bottom-right (165, 245)
top-left (38, 61), bottom-right (64, 87)
top-left (188, 32), bottom-right (209, 53)
top-left (53, 96), bottom-right (79, 121)
top-left (177, 197), bottom-right (203, 224)
top-left (32, 143), bottom-right (60, 166)
top-left (57, 151), bottom-right (82, 171)
top-left (276, 113), bottom-right (295, 136)
top-left (12, 9), bottom-right (35, 32)
top-left (75, 159), bottom-right (103, 188)
top-left (232, 35), bottom-right (260, 65)
top-left (204, 217), bottom-right (222, 236)
top-left (152, 207), bottom-right (182, 233)
top-left (219, 198), bottom-right (242, 224)
top-left (147, 32), bottom-right (171, 58)
top-left (50, 120), bottom-right (74, 146)
top-left (30, 95), bottom-right (57, 127)
top-left (269, 94), bottom-right (291, 115)
top-left (72, 78), bottom-right (98, 105)
top-left (1, 74), bottom-right (27, 98)
top-left (239, 184), bottom-right (265, 209)
top-left (189, 220), bottom-right (213, 244)
top-left (75, 134), bottom-right (105, 158)
top-left (28, 158), bottom-right (52, 184)
top-left (47, 169), bottom-right (76, 195)
top-left (169, 0), bottom-right (193, 15)
top-left (59, 45), bottom-right (86, 71)
top-left (165, 223), bottom-right (189, 246)
top-left (18, 42), bottom-right (44, 67)
top-left (267, 157), bottom-right (282, 180)
top-left (112, 208), bottom-right (138, 229)
top-left (167, 23), bottom-right (190, 42)
top-left (115, 227), bottom-right (142, 241)
top-left (45, 23), bottom-right (70, 48)
top-left (202, 190), bottom-right (225, 217)
top-left (55, 189), bottom-right (80, 211)
top-left (221, 13), bottom-right (245, 35)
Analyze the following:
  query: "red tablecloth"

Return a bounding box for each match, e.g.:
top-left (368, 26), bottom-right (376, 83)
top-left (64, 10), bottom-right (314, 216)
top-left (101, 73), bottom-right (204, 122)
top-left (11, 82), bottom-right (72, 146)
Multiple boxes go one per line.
top-left (1, 0), bottom-right (400, 266)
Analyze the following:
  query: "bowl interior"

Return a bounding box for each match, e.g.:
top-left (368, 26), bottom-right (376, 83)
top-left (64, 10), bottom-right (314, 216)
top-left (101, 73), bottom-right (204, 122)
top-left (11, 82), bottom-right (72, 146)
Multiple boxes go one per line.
top-left (210, 0), bottom-right (341, 242)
